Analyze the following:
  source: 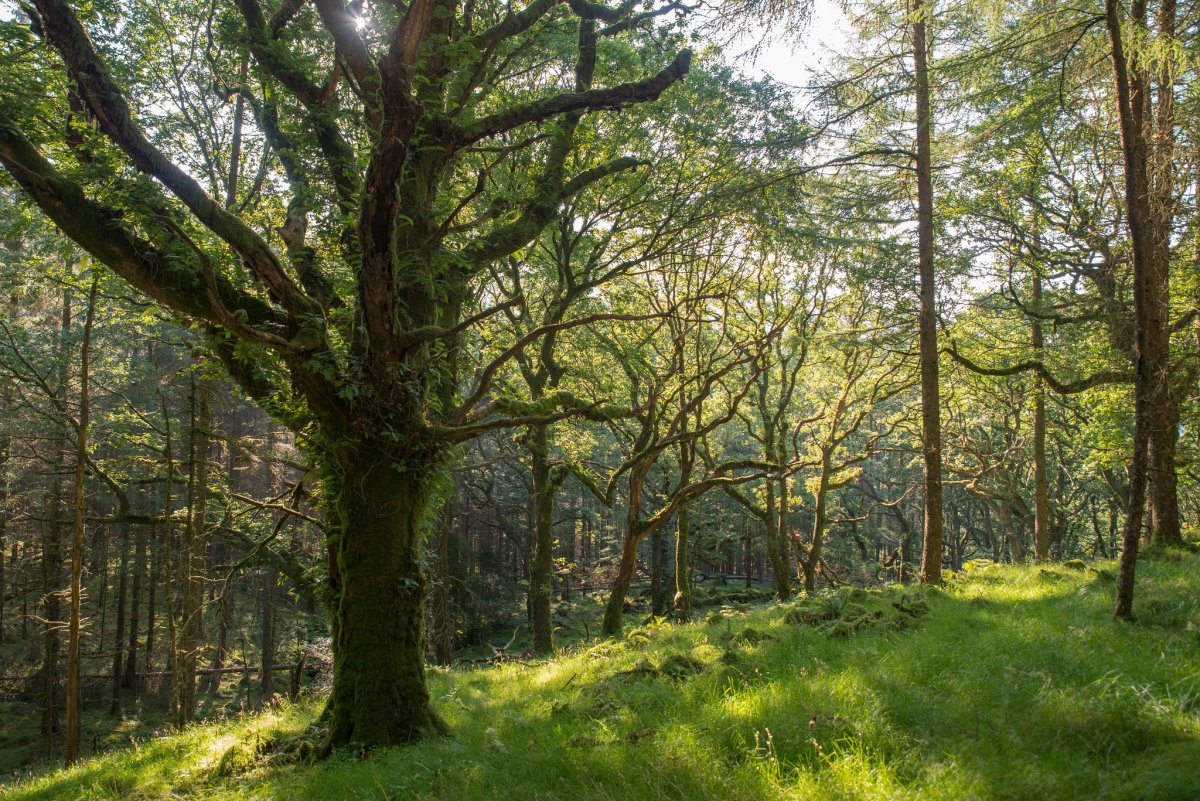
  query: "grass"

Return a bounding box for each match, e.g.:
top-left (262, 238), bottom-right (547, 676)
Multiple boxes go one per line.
top-left (3, 552), bottom-right (1198, 801)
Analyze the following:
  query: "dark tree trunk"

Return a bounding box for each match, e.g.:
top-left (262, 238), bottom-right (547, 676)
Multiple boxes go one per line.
top-left (1031, 269), bottom-right (1051, 561)
top-left (763, 479), bottom-right (791, 599)
top-left (173, 375), bottom-right (210, 726)
top-left (673, 501), bottom-right (691, 621)
top-left (110, 527), bottom-right (129, 715)
top-left (528, 424), bottom-right (557, 655)
top-left (321, 443), bottom-right (446, 750)
top-left (123, 523), bottom-right (146, 689)
top-left (1107, 0), bottom-right (1156, 618)
top-left (0, 407), bottom-right (8, 645)
top-left (43, 288), bottom-right (71, 761)
top-left (914, 0), bottom-right (943, 584)
top-left (144, 523), bottom-right (159, 684)
top-left (430, 488), bottom-right (456, 666)
top-left (651, 523), bottom-right (667, 616)
top-left (1145, 0), bottom-right (1181, 548)
top-left (260, 566), bottom-right (274, 703)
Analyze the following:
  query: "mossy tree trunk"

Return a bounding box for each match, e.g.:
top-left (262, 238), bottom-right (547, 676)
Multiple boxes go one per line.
top-left (0, 0), bottom-right (692, 753)
top-left (322, 441), bottom-right (446, 748)
top-left (528, 423), bottom-right (564, 655)
top-left (673, 500), bottom-right (691, 621)
top-left (800, 450), bottom-right (832, 594)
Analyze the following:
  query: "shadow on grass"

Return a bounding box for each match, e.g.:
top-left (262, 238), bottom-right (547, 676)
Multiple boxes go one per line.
top-left (7, 558), bottom-right (1198, 801)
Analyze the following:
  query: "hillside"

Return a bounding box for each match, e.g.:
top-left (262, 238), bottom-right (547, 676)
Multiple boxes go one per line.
top-left (3, 552), bottom-right (1198, 801)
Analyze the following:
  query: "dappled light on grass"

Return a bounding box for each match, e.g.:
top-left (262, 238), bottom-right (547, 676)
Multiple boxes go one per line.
top-left (4, 555), bottom-right (1198, 801)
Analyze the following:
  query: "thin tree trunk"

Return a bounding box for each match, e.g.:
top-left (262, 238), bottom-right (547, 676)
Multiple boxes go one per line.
top-left (66, 273), bottom-right (99, 764)
top-left (528, 423), bottom-right (557, 655)
top-left (914, 0), bottom-right (943, 584)
top-left (673, 500), bottom-right (691, 621)
top-left (1107, 0), bottom-right (1155, 618)
top-left (1031, 267), bottom-right (1051, 561)
top-left (173, 373), bottom-right (210, 726)
top-left (123, 524), bottom-right (146, 690)
top-left (260, 566), bottom-right (274, 703)
top-left (109, 526), bottom-right (128, 715)
top-left (430, 487), bottom-right (455, 666)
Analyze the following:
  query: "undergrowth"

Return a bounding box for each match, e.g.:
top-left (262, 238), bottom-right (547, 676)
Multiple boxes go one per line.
top-left (3, 552), bottom-right (1198, 801)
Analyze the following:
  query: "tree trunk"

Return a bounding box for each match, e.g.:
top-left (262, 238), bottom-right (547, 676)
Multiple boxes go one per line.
top-left (801, 451), bottom-right (832, 594)
top-left (914, 0), bottom-right (943, 584)
top-left (651, 523), bottom-right (668, 616)
top-left (603, 520), bottom-right (640, 637)
top-left (673, 500), bottom-right (691, 621)
top-left (173, 374), bottom-right (210, 726)
top-left (1107, 0), bottom-right (1155, 617)
top-left (763, 479), bottom-right (791, 599)
top-left (66, 274), bottom-right (98, 764)
top-left (207, 578), bottom-right (234, 695)
top-left (1031, 268), bottom-right (1051, 561)
top-left (123, 523), bottom-right (146, 690)
top-left (0, 391), bottom-right (8, 645)
top-left (528, 423), bottom-right (556, 655)
top-left (321, 442), bottom-right (446, 750)
top-left (260, 566), bottom-right (274, 703)
top-left (1144, 0), bottom-right (1180, 547)
top-left (430, 487), bottom-right (456, 666)
top-left (41, 290), bottom-right (72, 761)
top-left (110, 527), bottom-right (128, 715)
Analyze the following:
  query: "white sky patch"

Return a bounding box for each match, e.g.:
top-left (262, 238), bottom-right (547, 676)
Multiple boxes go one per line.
top-left (726, 0), bottom-right (852, 85)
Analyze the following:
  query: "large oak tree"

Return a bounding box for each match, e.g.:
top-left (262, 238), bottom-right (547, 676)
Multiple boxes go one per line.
top-left (0, 0), bottom-right (692, 749)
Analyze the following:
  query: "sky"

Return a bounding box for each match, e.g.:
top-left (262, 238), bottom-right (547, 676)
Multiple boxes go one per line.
top-left (731, 0), bottom-right (853, 86)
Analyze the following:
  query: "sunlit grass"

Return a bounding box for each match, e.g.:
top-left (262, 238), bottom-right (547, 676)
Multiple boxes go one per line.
top-left (3, 552), bottom-right (1198, 801)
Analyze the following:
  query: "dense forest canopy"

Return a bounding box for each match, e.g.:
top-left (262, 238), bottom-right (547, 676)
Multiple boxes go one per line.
top-left (0, 0), bottom-right (1196, 780)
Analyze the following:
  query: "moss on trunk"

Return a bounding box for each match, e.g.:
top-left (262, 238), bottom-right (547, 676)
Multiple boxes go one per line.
top-left (321, 444), bottom-right (447, 751)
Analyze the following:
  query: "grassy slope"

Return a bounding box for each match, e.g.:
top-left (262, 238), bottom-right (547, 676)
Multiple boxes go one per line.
top-left (3, 552), bottom-right (1198, 801)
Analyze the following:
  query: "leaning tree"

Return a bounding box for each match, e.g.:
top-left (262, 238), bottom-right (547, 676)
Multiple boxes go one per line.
top-left (0, 0), bottom-right (693, 749)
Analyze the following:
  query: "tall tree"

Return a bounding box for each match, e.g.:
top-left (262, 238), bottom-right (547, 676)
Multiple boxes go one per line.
top-left (0, 0), bottom-right (695, 748)
top-left (913, 0), bottom-right (943, 584)
top-left (64, 272), bottom-right (99, 764)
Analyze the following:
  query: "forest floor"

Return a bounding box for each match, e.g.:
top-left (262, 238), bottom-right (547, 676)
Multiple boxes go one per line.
top-left (2, 550), bottom-right (1198, 801)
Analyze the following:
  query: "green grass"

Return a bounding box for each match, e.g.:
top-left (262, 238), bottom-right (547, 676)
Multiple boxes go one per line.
top-left (4, 553), bottom-right (1199, 801)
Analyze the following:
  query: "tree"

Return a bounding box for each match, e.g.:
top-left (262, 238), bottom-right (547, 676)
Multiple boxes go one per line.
top-left (64, 272), bottom-right (98, 764)
top-left (913, 0), bottom-right (942, 585)
top-left (0, 0), bottom-right (694, 749)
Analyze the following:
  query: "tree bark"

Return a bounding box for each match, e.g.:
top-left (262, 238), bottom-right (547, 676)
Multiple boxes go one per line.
top-left (801, 451), bottom-right (832, 593)
top-left (66, 274), bottom-right (98, 763)
top-left (673, 501), bottom-right (691, 621)
top-left (260, 566), bottom-right (274, 703)
top-left (528, 423), bottom-right (559, 655)
top-left (123, 523), bottom-right (146, 690)
top-left (1144, 0), bottom-right (1181, 547)
top-left (762, 479), bottom-right (791, 599)
top-left (430, 486), bottom-right (456, 666)
top-left (1031, 267), bottom-right (1051, 561)
top-left (109, 527), bottom-right (128, 715)
top-left (1107, 0), bottom-right (1155, 618)
top-left (321, 443), bottom-right (446, 749)
top-left (914, 0), bottom-right (943, 584)
top-left (173, 373), bottom-right (210, 726)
